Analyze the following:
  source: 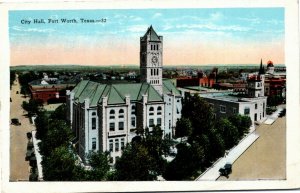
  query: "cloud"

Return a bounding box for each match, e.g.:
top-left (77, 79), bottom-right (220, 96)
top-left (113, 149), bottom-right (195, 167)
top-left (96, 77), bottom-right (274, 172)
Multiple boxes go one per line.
top-left (210, 12), bottom-right (223, 20)
top-left (11, 26), bottom-right (55, 33)
top-left (175, 23), bottom-right (250, 32)
top-left (127, 24), bottom-right (149, 33)
top-left (129, 15), bottom-right (143, 21)
top-left (152, 13), bottom-right (162, 18)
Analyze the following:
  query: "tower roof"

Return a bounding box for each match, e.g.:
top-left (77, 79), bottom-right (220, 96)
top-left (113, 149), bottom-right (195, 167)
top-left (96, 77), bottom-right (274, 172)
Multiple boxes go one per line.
top-left (267, 60), bottom-right (274, 67)
top-left (141, 25), bottom-right (161, 41)
top-left (259, 58), bottom-right (265, 75)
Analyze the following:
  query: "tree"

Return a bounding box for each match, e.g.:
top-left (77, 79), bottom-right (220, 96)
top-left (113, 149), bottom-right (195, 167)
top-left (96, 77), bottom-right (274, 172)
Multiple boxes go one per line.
top-left (50, 103), bottom-right (68, 122)
top-left (39, 120), bottom-right (73, 157)
top-left (181, 94), bottom-right (215, 137)
top-left (22, 99), bottom-right (43, 116)
top-left (10, 71), bottom-right (16, 89)
top-left (114, 143), bottom-right (157, 181)
top-left (175, 117), bottom-right (192, 138)
top-left (35, 110), bottom-right (49, 140)
top-left (228, 114), bottom-right (251, 139)
top-left (42, 146), bottom-right (78, 181)
top-left (216, 118), bottom-right (239, 149)
top-left (85, 151), bottom-right (110, 181)
top-left (163, 142), bottom-right (204, 180)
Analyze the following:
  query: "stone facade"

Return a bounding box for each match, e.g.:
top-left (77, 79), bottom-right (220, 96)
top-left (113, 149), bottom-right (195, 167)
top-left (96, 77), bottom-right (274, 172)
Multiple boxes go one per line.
top-left (67, 26), bottom-right (182, 164)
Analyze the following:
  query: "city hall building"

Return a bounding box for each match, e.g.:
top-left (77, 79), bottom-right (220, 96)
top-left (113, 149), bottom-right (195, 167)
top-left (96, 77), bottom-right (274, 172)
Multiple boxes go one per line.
top-left (67, 26), bottom-right (182, 164)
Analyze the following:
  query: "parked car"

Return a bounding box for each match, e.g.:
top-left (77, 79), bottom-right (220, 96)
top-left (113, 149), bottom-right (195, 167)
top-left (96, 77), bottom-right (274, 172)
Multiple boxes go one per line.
top-left (219, 163), bottom-right (232, 176)
top-left (279, 108), bottom-right (286, 117)
top-left (11, 118), bottom-right (21, 126)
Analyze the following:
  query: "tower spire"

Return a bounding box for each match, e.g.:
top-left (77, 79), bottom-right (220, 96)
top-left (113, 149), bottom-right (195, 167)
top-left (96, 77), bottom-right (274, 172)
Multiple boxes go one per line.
top-left (259, 58), bottom-right (265, 75)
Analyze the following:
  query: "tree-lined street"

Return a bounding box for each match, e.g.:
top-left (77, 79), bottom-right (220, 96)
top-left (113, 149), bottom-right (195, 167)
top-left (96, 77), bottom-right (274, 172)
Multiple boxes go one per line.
top-left (218, 116), bottom-right (286, 180)
top-left (10, 75), bottom-right (35, 181)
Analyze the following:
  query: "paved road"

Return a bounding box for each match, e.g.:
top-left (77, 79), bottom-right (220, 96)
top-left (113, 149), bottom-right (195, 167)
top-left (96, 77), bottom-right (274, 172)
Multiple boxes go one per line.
top-left (10, 75), bottom-right (35, 181)
top-left (218, 116), bottom-right (286, 180)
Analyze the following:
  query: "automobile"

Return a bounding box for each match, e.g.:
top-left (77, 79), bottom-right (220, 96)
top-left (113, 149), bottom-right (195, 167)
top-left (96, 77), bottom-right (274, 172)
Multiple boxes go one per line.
top-left (219, 163), bottom-right (232, 176)
top-left (279, 108), bottom-right (286, 117)
top-left (11, 118), bottom-right (21, 126)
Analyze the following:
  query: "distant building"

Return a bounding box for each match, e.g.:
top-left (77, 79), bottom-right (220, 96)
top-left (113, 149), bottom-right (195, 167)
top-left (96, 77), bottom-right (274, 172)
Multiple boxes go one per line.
top-left (181, 61), bottom-right (267, 126)
top-left (176, 70), bottom-right (216, 88)
top-left (67, 26), bottom-right (182, 164)
top-left (29, 75), bottom-right (76, 104)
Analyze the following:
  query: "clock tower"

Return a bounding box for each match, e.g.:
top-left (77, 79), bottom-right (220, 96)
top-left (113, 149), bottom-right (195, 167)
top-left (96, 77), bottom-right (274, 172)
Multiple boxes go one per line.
top-left (140, 25), bottom-right (163, 95)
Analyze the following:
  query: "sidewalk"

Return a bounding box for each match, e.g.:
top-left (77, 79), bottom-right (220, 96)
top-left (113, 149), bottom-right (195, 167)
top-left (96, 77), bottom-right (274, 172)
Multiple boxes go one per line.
top-left (32, 130), bottom-right (43, 181)
top-left (196, 131), bottom-right (259, 181)
top-left (264, 107), bottom-right (283, 125)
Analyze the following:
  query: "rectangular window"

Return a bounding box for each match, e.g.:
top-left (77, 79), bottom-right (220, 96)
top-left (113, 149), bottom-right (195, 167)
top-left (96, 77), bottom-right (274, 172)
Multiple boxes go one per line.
top-left (131, 117), bottom-right (136, 127)
top-left (92, 138), bottom-right (96, 150)
top-left (220, 105), bottom-right (226, 113)
top-left (244, 107), bottom-right (250, 115)
top-left (109, 139), bottom-right (113, 152)
top-left (157, 118), bottom-right (161, 126)
top-left (121, 138), bottom-right (125, 150)
top-left (92, 118), bottom-right (96, 130)
top-left (109, 122), bottom-right (115, 131)
top-left (115, 139), bottom-right (119, 152)
top-left (232, 107), bottom-right (237, 114)
top-left (119, 122), bottom-right (124, 130)
top-left (255, 104), bottom-right (258, 109)
top-left (149, 119), bottom-right (154, 127)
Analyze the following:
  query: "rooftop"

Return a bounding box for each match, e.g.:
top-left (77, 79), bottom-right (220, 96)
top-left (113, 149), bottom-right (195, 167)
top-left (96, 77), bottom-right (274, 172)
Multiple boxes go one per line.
top-left (72, 80), bottom-right (180, 106)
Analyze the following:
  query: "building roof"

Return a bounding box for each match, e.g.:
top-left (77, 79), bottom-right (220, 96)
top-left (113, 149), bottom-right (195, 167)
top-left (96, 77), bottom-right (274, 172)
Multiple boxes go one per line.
top-left (141, 25), bottom-right (161, 41)
top-left (72, 80), bottom-right (174, 106)
top-left (163, 79), bottom-right (181, 96)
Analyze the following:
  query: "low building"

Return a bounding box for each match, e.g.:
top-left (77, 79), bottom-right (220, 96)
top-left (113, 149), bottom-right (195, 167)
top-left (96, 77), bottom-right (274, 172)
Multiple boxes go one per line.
top-left (29, 78), bottom-right (76, 104)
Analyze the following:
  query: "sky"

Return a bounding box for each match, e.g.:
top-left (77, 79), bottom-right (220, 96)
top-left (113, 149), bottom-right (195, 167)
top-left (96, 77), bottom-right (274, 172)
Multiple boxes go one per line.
top-left (9, 8), bottom-right (284, 66)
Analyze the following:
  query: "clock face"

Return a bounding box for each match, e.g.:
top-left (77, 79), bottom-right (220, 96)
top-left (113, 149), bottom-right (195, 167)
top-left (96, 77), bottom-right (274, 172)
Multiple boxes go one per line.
top-left (151, 56), bottom-right (158, 65)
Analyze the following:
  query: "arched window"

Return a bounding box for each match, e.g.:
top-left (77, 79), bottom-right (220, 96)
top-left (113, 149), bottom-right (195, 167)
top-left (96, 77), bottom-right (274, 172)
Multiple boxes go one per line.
top-left (157, 106), bottom-right (162, 115)
top-left (119, 109), bottom-right (124, 118)
top-left (92, 112), bottom-right (96, 116)
top-left (109, 109), bottom-right (115, 119)
top-left (149, 107), bottom-right (154, 116)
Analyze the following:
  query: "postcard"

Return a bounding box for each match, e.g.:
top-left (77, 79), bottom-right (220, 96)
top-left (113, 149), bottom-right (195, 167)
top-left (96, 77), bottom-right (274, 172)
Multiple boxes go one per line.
top-left (0, 0), bottom-right (299, 192)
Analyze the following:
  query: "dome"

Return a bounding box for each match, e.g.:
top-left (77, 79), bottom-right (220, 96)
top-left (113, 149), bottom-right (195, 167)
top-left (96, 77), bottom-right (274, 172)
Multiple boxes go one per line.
top-left (267, 60), bottom-right (274, 67)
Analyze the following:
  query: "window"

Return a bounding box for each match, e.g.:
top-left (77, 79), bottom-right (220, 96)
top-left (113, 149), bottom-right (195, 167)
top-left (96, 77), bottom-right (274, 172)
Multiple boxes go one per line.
top-left (151, 69), bottom-right (153, 76)
top-left (119, 122), bottom-right (124, 130)
top-left (232, 107), bottom-right (237, 114)
top-left (92, 118), bottom-right (96, 130)
top-left (244, 107), bottom-right (250, 115)
top-left (119, 109), bottom-right (124, 118)
top-left (92, 138), bottom-right (96, 150)
top-left (109, 109), bottom-right (115, 119)
top-left (109, 139), bottom-right (113, 152)
top-left (121, 138), bottom-right (125, 150)
top-left (149, 107), bottom-right (154, 116)
top-left (220, 105), bottom-right (226, 113)
top-left (131, 105), bottom-right (136, 115)
top-left (115, 139), bottom-right (119, 152)
top-left (92, 112), bottom-right (96, 116)
top-left (157, 106), bottom-right (162, 115)
top-left (109, 122), bottom-right (115, 131)
top-left (255, 104), bottom-right (257, 109)
top-left (157, 118), bottom-right (161, 126)
top-left (131, 117), bottom-right (136, 127)
top-left (149, 119), bottom-right (154, 127)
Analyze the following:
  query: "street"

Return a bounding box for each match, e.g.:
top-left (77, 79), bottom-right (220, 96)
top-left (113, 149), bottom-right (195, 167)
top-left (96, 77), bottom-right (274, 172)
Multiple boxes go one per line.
top-left (10, 75), bottom-right (35, 181)
top-left (218, 116), bottom-right (286, 180)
